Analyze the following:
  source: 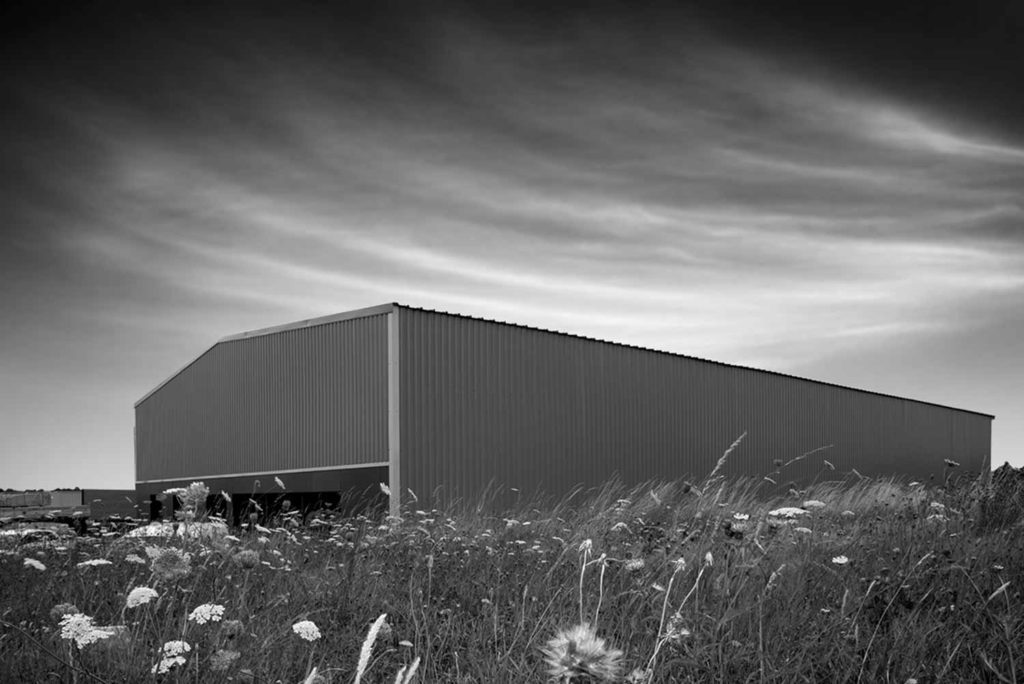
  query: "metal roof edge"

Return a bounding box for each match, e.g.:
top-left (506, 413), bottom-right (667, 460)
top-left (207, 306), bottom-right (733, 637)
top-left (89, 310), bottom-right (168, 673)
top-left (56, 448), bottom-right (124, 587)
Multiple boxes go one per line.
top-left (134, 303), bottom-right (397, 408)
top-left (218, 303), bottom-right (397, 343)
top-left (393, 303), bottom-right (996, 420)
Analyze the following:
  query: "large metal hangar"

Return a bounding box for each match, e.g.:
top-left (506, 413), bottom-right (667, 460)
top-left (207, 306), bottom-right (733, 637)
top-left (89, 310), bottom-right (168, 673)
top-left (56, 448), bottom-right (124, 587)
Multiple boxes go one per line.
top-left (135, 303), bottom-right (993, 519)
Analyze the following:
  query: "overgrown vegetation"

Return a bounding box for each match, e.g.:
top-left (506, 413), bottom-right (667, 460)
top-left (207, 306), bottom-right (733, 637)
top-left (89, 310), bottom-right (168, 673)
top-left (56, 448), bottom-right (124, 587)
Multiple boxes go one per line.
top-left (1, 461), bottom-right (1022, 683)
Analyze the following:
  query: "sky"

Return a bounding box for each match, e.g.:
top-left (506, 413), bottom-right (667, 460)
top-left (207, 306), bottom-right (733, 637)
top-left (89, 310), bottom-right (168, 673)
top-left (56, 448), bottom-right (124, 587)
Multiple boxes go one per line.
top-left (1, 1), bottom-right (1022, 490)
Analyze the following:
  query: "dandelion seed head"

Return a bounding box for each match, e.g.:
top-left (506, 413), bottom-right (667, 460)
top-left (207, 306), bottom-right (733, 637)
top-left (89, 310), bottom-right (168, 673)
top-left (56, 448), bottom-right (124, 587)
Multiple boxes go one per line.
top-left (541, 623), bottom-right (624, 682)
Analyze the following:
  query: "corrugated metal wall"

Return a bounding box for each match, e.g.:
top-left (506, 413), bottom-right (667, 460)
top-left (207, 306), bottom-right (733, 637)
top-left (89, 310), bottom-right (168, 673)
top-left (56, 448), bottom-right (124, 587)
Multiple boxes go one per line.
top-left (136, 313), bottom-right (389, 482)
top-left (398, 307), bottom-right (992, 506)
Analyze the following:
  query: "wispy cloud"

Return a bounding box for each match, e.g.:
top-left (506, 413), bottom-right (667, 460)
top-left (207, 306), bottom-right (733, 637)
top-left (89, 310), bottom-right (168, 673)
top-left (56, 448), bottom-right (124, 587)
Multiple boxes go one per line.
top-left (2, 5), bottom-right (1022, 486)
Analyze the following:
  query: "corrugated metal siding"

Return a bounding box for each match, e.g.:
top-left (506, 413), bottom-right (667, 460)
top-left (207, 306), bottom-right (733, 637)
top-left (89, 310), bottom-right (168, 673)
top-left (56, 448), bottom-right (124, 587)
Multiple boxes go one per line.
top-left (136, 314), bottom-right (389, 482)
top-left (398, 307), bottom-right (992, 505)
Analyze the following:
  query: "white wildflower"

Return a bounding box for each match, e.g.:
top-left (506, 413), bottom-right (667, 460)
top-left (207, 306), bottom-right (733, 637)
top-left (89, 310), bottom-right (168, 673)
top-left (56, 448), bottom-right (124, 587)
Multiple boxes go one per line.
top-left (733, 513), bottom-right (750, 521)
top-left (802, 500), bottom-right (826, 510)
top-left (23, 558), bottom-right (46, 571)
top-left (794, 527), bottom-right (812, 534)
top-left (292, 620), bottom-right (321, 642)
top-left (124, 553), bottom-right (146, 565)
top-left (274, 476), bottom-right (286, 489)
top-left (60, 614), bottom-right (112, 648)
top-left (77, 559), bottom-right (113, 568)
top-left (379, 483), bottom-right (391, 496)
top-left (126, 586), bottom-right (159, 608)
top-left (188, 603), bottom-right (225, 625)
top-left (152, 656), bottom-right (186, 675)
top-left (161, 640), bottom-right (191, 657)
top-left (768, 507), bottom-right (807, 518)
top-left (832, 555), bottom-right (850, 566)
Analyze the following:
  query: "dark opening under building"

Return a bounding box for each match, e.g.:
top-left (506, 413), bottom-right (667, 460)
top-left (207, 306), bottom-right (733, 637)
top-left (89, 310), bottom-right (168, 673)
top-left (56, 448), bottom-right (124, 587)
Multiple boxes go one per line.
top-left (135, 303), bottom-right (993, 519)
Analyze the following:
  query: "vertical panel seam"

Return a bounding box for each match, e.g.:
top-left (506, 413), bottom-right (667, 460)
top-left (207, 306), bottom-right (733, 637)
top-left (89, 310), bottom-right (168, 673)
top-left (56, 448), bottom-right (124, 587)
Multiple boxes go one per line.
top-left (388, 307), bottom-right (401, 518)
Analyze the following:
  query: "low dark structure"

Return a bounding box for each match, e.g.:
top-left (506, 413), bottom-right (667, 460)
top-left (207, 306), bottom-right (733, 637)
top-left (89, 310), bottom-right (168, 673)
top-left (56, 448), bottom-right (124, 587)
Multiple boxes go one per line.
top-left (136, 303), bottom-right (993, 517)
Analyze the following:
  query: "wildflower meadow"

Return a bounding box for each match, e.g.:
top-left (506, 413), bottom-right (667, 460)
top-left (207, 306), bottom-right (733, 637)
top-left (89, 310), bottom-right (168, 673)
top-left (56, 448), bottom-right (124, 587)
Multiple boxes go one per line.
top-left (1, 459), bottom-right (1023, 682)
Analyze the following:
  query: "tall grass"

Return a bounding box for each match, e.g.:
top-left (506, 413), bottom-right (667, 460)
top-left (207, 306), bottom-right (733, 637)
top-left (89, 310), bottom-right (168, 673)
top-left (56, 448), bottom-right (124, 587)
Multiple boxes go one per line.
top-left (1, 465), bottom-right (1022, 682)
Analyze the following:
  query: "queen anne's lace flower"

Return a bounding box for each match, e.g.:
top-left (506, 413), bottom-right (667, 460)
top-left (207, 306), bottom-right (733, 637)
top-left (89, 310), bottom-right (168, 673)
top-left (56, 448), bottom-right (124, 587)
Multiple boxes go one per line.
top-left (152, 656), bottom-right (185, 674)
top-left (292, 620), bottom-right (321, 641)
top-left (623, 558), bottom-right (645, 572)
top-left (188, 603), bottom-right (225, 624)
top-left (77, 559), bottom-right (113, 568)
top-left (60, 614), bottom-right (112, 648)
top-left (768, 507), bottom-right (807, 518)
top-left (162, 640), bottom-right (191, 657)
top-left (126, 587), bottom-right (159, 608)
top-left (150, 547), bottom-right (192, 582)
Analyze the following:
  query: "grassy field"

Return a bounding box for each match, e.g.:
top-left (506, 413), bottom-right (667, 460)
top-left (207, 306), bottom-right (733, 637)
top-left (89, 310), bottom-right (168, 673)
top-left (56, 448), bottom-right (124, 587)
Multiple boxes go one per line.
top-left (1, 466), bottom-right (1022, 683)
